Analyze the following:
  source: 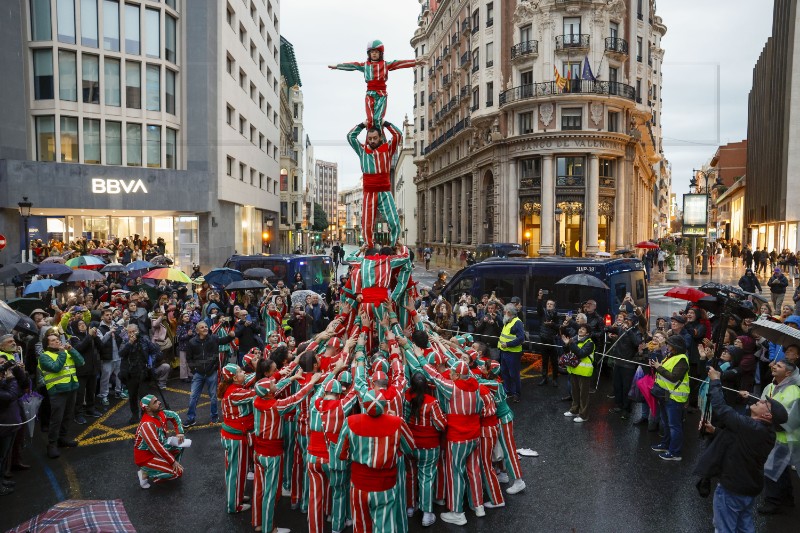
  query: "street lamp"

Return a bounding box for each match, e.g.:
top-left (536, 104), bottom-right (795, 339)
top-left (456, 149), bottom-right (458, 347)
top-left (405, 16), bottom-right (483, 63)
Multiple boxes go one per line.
top-left (265, 217), bottom-right (274, 253)
top-left (18, 197), bottom-right (32, 262)
top-left (448, 223), bottom-right (454, 268)
top-left (691, 169), bottom-right (723, 275)
top-left (554, 206), bottom-right (564, 256)
top-left (524, 230), bottom-right (531, 257)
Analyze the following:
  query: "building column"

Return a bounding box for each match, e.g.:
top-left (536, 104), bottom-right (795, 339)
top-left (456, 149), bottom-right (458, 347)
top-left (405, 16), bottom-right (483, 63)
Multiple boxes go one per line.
top-left (540, 155), bottom-right (555, 254)
top-left (615, 156), bottom-right (627, 250)
top-left (451, 179), bottom-right (458, 245)
top-left (426, 189), bottom-right (434, 245)
top-left (586, 155), bottom-right (600, 254)
top-left (471, 170), bottom-right (480, 245)
top-left (438, 185), bottom-right (445, 242)
top-left (460, 176), bottom-right (469, 243)
top-left (507, 159), bottom-right (519, 243)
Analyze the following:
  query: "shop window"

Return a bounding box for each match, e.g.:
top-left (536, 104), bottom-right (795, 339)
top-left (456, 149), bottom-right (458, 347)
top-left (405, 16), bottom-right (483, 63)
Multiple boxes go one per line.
top-left (103, 0), bottom-right (119, 51)
top-left (146, 124), bottom-right (161, 167)
top-left (83, 118), bottom-right (101, 164)
top-left (126, 122), bottom-right (141, 166)
top-left (145, 8), bottom-right (160, 58)
top-left (33, 49), bottom-right (54, 100)
top-left (106, 121), bottom-right (122, 165)
top-left (166, 128), bottom-right (176, 169)
top-left (124, 2), bottom-right (139, 54)
top-left (81, 0), bottom-right (98, 47)
top-left (57, 0), bottom-right (76, 44)
top-left (58, 50), bottom-right (78, 102)
top-left (36, 115), bottom-right (56, 161)
top-left (82, 54), bottom-right (100, 103)
top-left (104, 57), bottom-right (120, 105)
top-left (146, 64), bottom-right (160, 111)
top-left (125, 60), bottom-right (140, 108)
top-left (31, 0), bottom-right (52, 41)
top-left (60, 116), bottom-right (79, 162)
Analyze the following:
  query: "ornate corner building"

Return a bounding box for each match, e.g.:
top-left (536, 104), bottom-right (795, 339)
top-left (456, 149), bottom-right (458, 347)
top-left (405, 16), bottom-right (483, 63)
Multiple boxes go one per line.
top-left (410, 0), bottom-right (670, 259)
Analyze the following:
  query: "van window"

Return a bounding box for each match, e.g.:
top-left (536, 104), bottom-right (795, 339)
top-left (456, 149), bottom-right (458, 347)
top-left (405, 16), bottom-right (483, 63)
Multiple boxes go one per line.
top-left (445, 276), bottom-right (475, 303)
top-left (262, 260), bottom-right (287, 281)
top-left (635, 278), bottom-right (645, 300)
top-left (295, 258), bottom-right (331, 289)
top-left (483, 273), bottom-right (524, 303)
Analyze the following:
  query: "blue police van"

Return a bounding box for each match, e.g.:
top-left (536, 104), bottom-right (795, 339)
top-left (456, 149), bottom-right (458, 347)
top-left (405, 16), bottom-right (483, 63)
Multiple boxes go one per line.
top-left (440, 256), bottom-right (649, 332)
top-left (223, 254), bottom-right (333, 294)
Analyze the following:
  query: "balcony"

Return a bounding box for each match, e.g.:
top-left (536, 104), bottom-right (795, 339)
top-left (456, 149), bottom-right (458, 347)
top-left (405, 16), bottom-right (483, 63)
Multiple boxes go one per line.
top-left (280, 148), bottom-right (297, 163)
top-left (436, 58), bottom-right (443, 71)
top-left (556, 34), bottom-right (590, 51)
top-left (499, 80), bottom-right (636, 106)
top-left (557, 175), bottom-right (585, 187)
top-left (451, 32), bottom-right (459, 45)
top-left (471, 23), bottom-right (479, 35)
top-left (462, 19), bottom-right (470, 34)
top-left (459, 84), bottom-right (470, 99)
top-left (443, 45), bottom-right (451, 59)
top-left (421, 116), bottom-right (471, 156)
top-left (604, 37), bottom-right (628, 57)
top-left (460, 51), bottom-right (471, 69)
top-left (511, 40), bottom-right (539, 62)
top-left (442, 73), bottom-right (451, 88)
top-left (555, 0), bottom-right (592, 5)
top-left (428, 91), bottom-right (437, 104)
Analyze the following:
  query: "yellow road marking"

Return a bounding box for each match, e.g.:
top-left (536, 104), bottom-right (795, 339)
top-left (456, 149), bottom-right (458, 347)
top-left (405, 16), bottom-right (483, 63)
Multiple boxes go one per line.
top-left (64, 462), bottom-right (83, 499)
top-left (520, 363), bottom-right (543, 380)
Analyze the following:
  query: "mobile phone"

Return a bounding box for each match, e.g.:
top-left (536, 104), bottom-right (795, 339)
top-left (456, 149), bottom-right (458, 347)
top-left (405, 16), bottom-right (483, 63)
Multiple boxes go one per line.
top-left (567, 310), bottom-right (573, 318)
top-left (541, 289), bottom-right (549, 296)
top-left (51, 298), bottom-right (57, 306)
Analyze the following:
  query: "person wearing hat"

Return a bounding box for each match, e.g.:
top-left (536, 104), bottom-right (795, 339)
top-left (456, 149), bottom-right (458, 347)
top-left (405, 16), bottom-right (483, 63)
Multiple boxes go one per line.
top-left (334, 387), bottom-right (416, 533)
top-left (218, 363), bottom-right (257, 514)
top-left (499, 304), bottom-right (526, 403)
top-left (767, 267), bottom-right (789, 313)
top-left (650, 334), bottom-right (690, 461)
top-left (133, 394), bottom-right (185, 489)
top-left (697, 366), bottom-right (788, 530)
top-left (738, 268), bottom-right (762, 294)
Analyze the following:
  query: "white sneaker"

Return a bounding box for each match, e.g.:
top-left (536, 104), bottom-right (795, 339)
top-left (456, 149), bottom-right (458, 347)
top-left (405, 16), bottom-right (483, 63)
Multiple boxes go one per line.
top-left (247, 471), bottom-right (254, 481)
top-left (276, 529), bottom-right (290, 533)
top-left (433, 499), bottom-right (445, 506)
top-left (137, 469), bottom-right (150, 489)
top-left (563, 411), bottom-right (576, 417)
top-left (496, 472), bottom-right (509, 483)
top-left (440, 512), bottom-right (467, 526)
top-left (474, 505), bottom-right (485, 517)
top-left (484, 501), bottom-right (505, 509)
top-left (422, 512), bottom-right (436, 527)
top-left (239, 503), bottom-right (251, 512)
top-left (344, 519), bottom-right (353, 527)
top-left (407, 506), bottom-right (417, 518)
top-left (507, 479), bottom-right (526, 495)
top-left (573, 416), bottom-right (587, 423)
top-left (281, 487), bottom-right (291, 497)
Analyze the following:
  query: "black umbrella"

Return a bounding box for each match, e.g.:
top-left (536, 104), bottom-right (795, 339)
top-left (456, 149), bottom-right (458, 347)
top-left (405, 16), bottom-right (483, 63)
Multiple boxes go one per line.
top-left (225, 279), bottom-right (266, 291)
top-left (65, 269), bottom-right (105, 282)
top-left (12, 311), bottom-right (38, 336)
top-left (150, 255), bottom-right (173, 266)
top-left (243, 268), bottom-right (276, 279)
top-left (692, 295), bottom-right (757, 319)
top-left (100, 263), bottom-right (127, 273)
top-left (698, 282), bottom-right (749, 300)
top-left (6, 298), bottom-right (48, 317)
top-left (555, 273), bottom-right (610, 290)
top-left (0, 300), bottom-right (21, 332)
top-left (37, 263), bottom-right (73, 276)
top-left (0, 262), bottom-right (37, 282)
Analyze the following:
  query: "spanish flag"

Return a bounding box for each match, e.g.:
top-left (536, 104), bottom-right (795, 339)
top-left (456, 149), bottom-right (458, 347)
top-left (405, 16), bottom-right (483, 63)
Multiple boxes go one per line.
top-left (554, 66), bottom-right (566, 91)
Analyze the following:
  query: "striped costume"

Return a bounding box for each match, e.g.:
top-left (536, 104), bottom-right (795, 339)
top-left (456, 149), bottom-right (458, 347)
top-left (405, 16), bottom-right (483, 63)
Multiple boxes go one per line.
top-left (347, 121), bottom-right (403, 249)
top-left (134, 409), bottom-right (184, 483)
top-left (220, 382), bottom-right (256, 514)
top-left (404, 391), bottom-right (447, 514)
top-left (480, 376), bottom-right (523, 482)
top-left (478, 385), bottom-right (504, 506)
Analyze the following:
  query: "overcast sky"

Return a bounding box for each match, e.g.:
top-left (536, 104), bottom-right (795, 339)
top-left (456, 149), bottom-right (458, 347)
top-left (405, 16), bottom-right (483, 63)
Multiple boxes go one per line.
top-left (281, 0), bottom-right (775, 198)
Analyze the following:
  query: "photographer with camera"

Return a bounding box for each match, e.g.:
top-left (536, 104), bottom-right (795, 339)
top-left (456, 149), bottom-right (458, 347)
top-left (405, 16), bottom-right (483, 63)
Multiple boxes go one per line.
top-left (184, 321), bottom-right (235, 427)
top-left (607, 315), bottom-right (643, 420)
top-left (476, 301), bottom-right (502, 361)
top-left (97, 308), bottom-right (126, 406)
top-left (537, 289), bottom-right (560, 386)
top-left (234, 309), bottom-right (262, 363)
top-left (119, 325), bottom-right (161, 425)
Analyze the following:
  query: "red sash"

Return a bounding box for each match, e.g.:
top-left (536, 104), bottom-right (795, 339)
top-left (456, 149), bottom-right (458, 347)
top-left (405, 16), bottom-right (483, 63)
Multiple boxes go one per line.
top-left (308, 430), bottom-right (329, 460)
top-left (362, 286), bottom-right (390, 304)
top-left (252, 436), bottom-right (283, 457)
top-left (446, 414), bottom-right (480, 442)
top-left (366, 80), bottom-right (388, 92)
top-left (362, 173), bottom-right (391, 193)
top-left (351, 462), bottom-right (397, 492)
top-left (410, 424), bottom-right (441, 448)
top-left (480, 414), bottom-right (499, 428)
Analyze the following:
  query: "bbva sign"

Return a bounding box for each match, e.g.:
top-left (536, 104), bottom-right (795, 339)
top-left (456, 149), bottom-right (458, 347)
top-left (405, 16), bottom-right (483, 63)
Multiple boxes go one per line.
top-left (91, 178), bottom-right (148, 194)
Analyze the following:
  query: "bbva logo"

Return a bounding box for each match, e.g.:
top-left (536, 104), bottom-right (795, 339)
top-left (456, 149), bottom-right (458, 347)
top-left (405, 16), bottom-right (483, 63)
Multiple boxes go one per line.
top-left (91, 178), bottom-right (149, 194)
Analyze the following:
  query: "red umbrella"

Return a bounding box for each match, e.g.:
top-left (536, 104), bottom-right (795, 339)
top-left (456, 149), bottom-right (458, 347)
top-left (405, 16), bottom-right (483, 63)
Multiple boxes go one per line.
top-left (664, 286), bottom-right (708, 303)
top-left (635, 241), bottom-right (660, 249)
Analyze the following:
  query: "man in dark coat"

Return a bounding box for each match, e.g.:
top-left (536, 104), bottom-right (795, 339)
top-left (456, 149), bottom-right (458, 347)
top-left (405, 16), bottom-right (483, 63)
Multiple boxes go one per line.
top-left (536, 290), bottom-right (561, 386)
top-left (608, 315), bottom-right (643, 419)
top-left (119, 324), bottom-right (160, 425)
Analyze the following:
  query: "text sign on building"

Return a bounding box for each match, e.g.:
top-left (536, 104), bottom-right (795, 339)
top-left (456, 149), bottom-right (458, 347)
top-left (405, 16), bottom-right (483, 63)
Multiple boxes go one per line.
top-left (682, 194), bottom-right (708, 236)
top-left (91, 178), bottom-right (148, 194)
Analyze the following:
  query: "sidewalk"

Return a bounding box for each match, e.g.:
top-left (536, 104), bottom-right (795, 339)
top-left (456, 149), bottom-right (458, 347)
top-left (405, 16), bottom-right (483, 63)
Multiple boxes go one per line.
top-left (649, 258), bottom-right (750, 288)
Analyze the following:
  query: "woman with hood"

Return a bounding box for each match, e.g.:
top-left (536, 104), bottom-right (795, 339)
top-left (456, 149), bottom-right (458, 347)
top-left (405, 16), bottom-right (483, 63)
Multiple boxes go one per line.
top-left (739, 268), bottom-right (762, 294)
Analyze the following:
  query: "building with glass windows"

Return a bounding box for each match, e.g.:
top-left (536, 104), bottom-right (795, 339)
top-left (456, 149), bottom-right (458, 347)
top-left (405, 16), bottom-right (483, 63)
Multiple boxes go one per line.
top-left (411, 0), bottom-right (670, 262)
top-left (0, 0), bottom-right (282, 270)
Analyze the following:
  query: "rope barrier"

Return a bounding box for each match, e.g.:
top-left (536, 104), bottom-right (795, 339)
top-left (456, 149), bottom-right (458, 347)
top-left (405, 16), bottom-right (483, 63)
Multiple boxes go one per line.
top-left (0, 414), bottom-right (38, 427)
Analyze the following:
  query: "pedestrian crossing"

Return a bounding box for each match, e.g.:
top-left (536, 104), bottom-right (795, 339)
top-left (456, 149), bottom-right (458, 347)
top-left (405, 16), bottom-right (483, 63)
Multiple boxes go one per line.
top-left (648, 286), bottom-right (676, 305)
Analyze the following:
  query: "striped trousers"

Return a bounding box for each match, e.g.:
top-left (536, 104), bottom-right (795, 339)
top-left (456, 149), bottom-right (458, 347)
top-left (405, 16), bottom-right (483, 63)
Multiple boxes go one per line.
top-left (446, 439), bottom-right (481, 514)
top-left (252, 453), bottom-right (282, 532)
top-left (498, 420), bottom-right (523, 481)
top-left (221, 436), bottom-right (250, 513)
top-left (292, 433), bottom-right (310, 511)
top-left (394, 459), bottom-right (408, 532)
top-left (479, 425), bottom-right (505, 506)
top-left (351, 484), bottom-right (397, 533)
top-left (361, 191), bottom-right (400, 249)
top-left (328, 466), bottom-right (351, 533)
top-left (307, 455), bottom-right (330, 533)
top-left (435, 445), bottom-right (448, 502)
top-left (139, 449), bottom-right (183, 483)
top-left (282, 418), bottom-right (296, 491)
top-left (364, 91), bottom-right (387, 130)
top-left (406, 447), bottom-right (439, 513)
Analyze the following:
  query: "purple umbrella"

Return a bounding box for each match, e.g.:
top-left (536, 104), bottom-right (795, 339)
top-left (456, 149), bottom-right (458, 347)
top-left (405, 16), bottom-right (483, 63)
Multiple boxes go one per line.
top-left (90, 248), bottom-right (113, 255)
top-left (65, 269), bottom-right (105, 282)
top-left (40, 256), bottom-right (66, 264)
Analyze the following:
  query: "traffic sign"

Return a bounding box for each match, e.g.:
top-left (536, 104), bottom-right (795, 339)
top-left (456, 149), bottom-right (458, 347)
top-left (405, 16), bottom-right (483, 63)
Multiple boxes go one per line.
top-left (0, 234), bottom-right (6, 250)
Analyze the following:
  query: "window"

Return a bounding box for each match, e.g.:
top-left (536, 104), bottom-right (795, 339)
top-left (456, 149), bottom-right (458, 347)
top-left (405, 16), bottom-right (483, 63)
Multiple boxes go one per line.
top-left (608, 111), bottom-right (619, 132)
top-left (80, 0), bottom-right (98, 47)
top-left (259, 172), bottom-right (264, 189)
top-left (635, 78), bottom-right (642, 102)
top-left (125, 61), bottom-right (140, 108)
top-left (471, 86), bottom-right (479, 111)
top-left (166, 128), bottom-right (176, 169)
top-left (636, 37), bottom-right (643, 62)
top-left (485, 42), bottom-right (493, 67)
top-left (293, 103), bottom-right (298, 119)
top-left (58, 50), bottom-right (78, 101)
top-left (563, 61), bottom-right (581, 92)
top-left (103, 57), bottom-right (120, 105)
top-left (226, 54), bottom-right (234, 75)
top-left (259, 55), bottom-right (265, 73)
top-left (250, 125), bottom-right (256, 143)
top-left (609, 66), bottom-right (618, 84)
top-left (420, 117), bottom-right (425, 131)
top-left (239, 116), bottom-right (246, 135)
top-left (486, 81), bottom-right (493, 106)
top-left (250, 82), bottom-right (256, 100)
top-left (239, 23), bottom-right (246, 45)
top-left (519, 111), bottom-right (533, 134)
top-left (259, 133), bottom-right (264, 149)
top-left (165, 69), bottom-right (175, 114)
top-left (103, 0), bottom-right (119, 50)
top-left (31, 0), bottom-right (52, 41)
top-left (60, 116), bottom-right (78, 162)
top-left (165, 0), bottom-right (175, 8)
top-left (471, 9), bottom-right (479, 31)
top-left (146, 64), bottom-right (160, 111)
top-left (146, 124), bottom-right (160, 167)
top-left (106, 121), bottom-right (121, 164)
top-left (145, 8), bottom-right (160, 58)
top-left (563, 17), bottom-right (581, 39)
top-left (226, 3), bottom-right (234, 27)
top-left (250, 41), bottom-right (256, 61)
top-left (472, 48), bottom-right (479, 71)
top-left (226, 104), bottom-right (234, 125)
top-left (33, 49), bottom-right (54, 100)
top-left (600, 158), bottom-right (614, 178)
top-left (637, 0), bottom-right (643, 19)
top-left (250, 168), bottom-right (256, 185)
top-left (609, 22), bottom-right (619, 41)
top-left (420, 90), bottom-right (425, 106)
top-left (561, 108), bottom-right (581, 130)
top-left (520, 69), bottom-right (533, 87)
top-left (81, 54), bottom-right (100, 103)
top-left (292, 126), bottom-right (298, 142)
top-left (57, 0), bottom-right (76, 44)
top-left (165, 15), bottom-right (176, 63)
top-left (83, 118), bottom-right (101, 163)
top-left (126, 122), bottom-right (141, 166)
top-left (239, 68), bottom-right (246, 89)
top-left (124, 2), bottom-right (139, 54)
top-left (520, 24), bottom-right (532, 43)
top-left (557, 156), bottom-right (584, 180)
top-left (486, 2), bottom-right (493, 27)
top-left (258, 93), bottom-right (264, 110)
top-left (226, 156), bottom-right (234, 176)
top-left (35, 115), bottom-right (56, 161)
top-left (239, 162), bottom-right (246, 181)
top-left (520, 157), bottom-right (541, 181)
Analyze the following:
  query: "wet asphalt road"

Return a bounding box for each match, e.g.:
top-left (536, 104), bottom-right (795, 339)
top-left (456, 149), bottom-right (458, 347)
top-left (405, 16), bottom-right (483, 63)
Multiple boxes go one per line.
top-left (3, 371), bottom-right (798, 533)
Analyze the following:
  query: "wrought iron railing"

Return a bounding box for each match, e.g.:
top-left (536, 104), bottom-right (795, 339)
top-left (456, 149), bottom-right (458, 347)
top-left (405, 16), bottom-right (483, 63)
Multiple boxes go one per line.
top-left (555, 34), bottom-right (590, 50)
top-left (511, 40), bottom-right (539, 59)
top-left (604, 37), bottom-right (628, 54)
top-left (499, 80), bottom-right (636, 106)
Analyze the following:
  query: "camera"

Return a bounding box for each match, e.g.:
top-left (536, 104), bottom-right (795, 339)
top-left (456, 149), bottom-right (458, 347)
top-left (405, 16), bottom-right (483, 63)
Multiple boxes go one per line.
top-left (0, 359), bottom-right (15, 375)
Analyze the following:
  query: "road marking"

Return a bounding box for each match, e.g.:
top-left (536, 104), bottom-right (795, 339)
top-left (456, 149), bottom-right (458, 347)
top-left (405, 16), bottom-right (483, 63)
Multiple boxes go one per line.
top-left (64, 462), bottom-right (83, 499)
top-left (520, 363), bottom-right (542, 380)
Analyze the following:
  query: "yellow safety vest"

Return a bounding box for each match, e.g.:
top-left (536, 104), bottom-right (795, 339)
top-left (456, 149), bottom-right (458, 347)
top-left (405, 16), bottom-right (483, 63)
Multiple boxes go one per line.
top-left (499, 317), bottom-right (523, 353)
top-left (655, 353), bottom-right (690, 403)
top-left (567, 338), bottom-right (594, 377)
top-left (763, 382), bottom-right (800, 444)
top-left (39, 349), bottom-right (79, 391)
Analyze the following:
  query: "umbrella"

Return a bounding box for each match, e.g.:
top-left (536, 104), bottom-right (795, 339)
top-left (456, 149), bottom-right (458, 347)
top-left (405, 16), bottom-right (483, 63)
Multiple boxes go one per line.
top-left (40, 256), bottom-right (66, 264)
top-left (0, 300), bottom-right (22, 332)
top-left (750, 318), bottom-right (800, 347)
top-left (204, 267), bottom-right (243, 288)
top-left (20, 389), bottom-right (43, 438)
top-left (225, 279), bottom-right (266, 291)
top-left (664, 286), bottom-right (708, 303)
top-left (506, 250), bottom-right (527, 258)
top-left (60, 250), bottom-right (78, 259)
top-left (23, 279), bottom-right (62, 295)
top-left (8, 499), bottom-right (136, 533)
top-left (243, 267), bottom-right (276, 279)
top-left (100, 263), bottom-right (127, 273)
top-left (555, 273), bottom-right (610, 290)
top-left (291, 289), bottom-right (323, 307)
top-left (635, 241), bottom-right (660, 249)
top-left (0, 262), bottom-right (38, 282)
top-left (36, 263), bottom-right (72, 276)
top-left (126, 260), bottom-right (154, 271)
top-left (150, 255), bottom-right (174, 266)
top-left (692, 295), bottom-right (757, 319)
top-left (66, 255), bottom-right (105, 269)
top-left (64, 269), bottom-right (105, 282)
top-left (5, 298), bottom-right (48, 317)
top-left (90, 248), bottom-right (113, 255)
top-left (12, 311), bottom-right (39, 336)
top-left (142, 268), bottom-right (192, 284)
top-left (132, 284), bottom-right (161, 300)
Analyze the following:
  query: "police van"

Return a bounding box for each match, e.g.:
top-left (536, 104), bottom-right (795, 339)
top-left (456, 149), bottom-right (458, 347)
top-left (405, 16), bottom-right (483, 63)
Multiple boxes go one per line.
top-left (223, 254), bottom-right (333, 294)
top-left (440, 257), bottom-right (649, 332)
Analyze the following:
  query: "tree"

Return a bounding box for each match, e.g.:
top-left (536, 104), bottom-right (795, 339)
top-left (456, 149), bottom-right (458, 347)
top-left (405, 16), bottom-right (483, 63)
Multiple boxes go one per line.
top-left (312, 203), bottom-right (329, 232)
